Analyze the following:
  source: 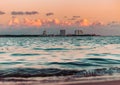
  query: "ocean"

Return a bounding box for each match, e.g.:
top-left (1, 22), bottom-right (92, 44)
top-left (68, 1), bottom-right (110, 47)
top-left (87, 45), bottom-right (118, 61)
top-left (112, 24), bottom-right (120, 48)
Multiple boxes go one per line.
top-left (0, 36), bottom-right (120, 78)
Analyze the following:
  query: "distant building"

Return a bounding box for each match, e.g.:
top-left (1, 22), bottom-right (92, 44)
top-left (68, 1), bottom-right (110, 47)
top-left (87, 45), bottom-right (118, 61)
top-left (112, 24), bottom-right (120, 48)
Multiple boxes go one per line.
top-left (43, 30), bottom-right (47, 35)
top-left (60, 30), bottom-right (66, 36)
top-left (74, 30), bottom-right (83, 35)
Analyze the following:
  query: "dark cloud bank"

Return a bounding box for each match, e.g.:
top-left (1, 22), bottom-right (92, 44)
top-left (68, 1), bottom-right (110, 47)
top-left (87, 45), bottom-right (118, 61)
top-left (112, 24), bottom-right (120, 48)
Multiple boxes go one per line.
top-left (46, 12), bottom-right (54, 16)
top-left (11, 11), bottom-right (39, 15)
top-left (0, 11), bottom-right (5, 15)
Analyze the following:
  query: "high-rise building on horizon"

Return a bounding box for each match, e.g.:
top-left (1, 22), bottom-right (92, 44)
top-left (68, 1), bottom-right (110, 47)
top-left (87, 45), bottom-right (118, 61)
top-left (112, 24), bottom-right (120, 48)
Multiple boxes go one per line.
top-left (74, 30), bottom-right (83, 35)
top-left (60, 30), bottom-right (66, 36)
top-left (43, 30), bottom-right (47, 35)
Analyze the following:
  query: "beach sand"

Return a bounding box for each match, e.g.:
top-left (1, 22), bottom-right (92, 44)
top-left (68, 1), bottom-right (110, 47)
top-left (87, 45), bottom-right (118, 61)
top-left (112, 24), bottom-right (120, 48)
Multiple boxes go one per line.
top-left (0, 75), bottom-right (120, 85)
top-left (0, 80), bottom-right (120, 85)
top-left (64, 80), bottom-right (120, 85)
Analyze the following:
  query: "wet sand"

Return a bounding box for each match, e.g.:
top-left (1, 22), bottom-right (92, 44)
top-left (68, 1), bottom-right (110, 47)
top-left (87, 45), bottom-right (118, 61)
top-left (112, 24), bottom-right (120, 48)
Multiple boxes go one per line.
top-left (0, 75), bottom-right (120, 85)
top-left (0, 80), bottom-right (120, 85)
top-left (64, 80), bottom-right (120, 85)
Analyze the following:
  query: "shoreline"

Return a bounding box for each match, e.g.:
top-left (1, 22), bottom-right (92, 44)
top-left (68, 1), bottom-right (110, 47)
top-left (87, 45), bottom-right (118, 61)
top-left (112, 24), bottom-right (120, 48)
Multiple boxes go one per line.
top-left (0, 75), bottom-right (120, 85)
top-left (64, 80), bottom-right (120, 85)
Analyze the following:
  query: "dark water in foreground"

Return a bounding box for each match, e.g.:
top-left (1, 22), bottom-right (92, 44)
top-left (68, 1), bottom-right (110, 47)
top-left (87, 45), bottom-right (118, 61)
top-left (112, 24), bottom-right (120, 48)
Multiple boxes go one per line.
top-left (0, 36), bottom-right (120, 78)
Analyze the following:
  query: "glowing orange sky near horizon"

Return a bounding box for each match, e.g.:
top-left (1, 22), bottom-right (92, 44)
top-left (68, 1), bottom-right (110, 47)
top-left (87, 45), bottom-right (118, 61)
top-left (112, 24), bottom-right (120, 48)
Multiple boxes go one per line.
top-left (0, 0), bottom-right (119, 25)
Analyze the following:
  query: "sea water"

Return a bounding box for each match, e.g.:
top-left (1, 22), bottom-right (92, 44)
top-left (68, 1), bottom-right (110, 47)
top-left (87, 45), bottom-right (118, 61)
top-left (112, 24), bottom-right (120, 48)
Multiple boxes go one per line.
top-left (0, 36), bottom-right (120, 77)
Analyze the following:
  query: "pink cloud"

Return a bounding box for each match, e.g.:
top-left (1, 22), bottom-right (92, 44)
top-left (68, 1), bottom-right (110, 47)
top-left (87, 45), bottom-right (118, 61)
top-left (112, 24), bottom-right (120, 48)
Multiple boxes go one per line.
top-left (91, 21), bottom-right (104, 27)
top-left (23, 18), bottom-right (42, 27)
top-left (8, 17), bottom-right (20, 26)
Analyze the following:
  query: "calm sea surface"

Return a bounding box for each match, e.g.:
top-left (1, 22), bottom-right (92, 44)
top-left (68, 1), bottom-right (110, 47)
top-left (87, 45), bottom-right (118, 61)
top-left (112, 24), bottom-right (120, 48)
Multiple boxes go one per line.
top-left (0, 36), bottom-right (120, 77)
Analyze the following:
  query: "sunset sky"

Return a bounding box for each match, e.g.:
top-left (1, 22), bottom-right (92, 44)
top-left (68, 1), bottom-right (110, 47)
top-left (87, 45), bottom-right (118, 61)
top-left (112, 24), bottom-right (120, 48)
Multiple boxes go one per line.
top-left (0, 0), bottom-right (120, 35)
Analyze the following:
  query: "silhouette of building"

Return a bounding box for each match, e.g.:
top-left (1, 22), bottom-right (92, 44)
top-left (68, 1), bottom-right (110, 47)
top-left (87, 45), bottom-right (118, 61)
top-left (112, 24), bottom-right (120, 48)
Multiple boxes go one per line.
top-left (60, 30), bottom-right (66, 36)
top-left (43, 30), bottom-right (47, 35)
top-left (74, 30), bottom-right (83, 35)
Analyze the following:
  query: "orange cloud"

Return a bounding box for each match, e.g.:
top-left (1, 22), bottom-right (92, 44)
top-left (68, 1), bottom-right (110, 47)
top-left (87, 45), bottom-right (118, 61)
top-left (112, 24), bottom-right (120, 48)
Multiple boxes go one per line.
top-left (23, 18), bottom-right (42, 27)
top-left (61, 20), bottom-right (73, 26)
top-left (43, 18), bottom-right (61, 26)
top-left (53, 18), bottom-right (60, 25)
top-left (8, 17), bottom-right (20, 26)
top-left (79, 19), bottom-right (90, 26)
top-left (64, 21), bottom-right (72, 26)
top-left (8, 17), bottom-right (103, 28)
top-left (32, 19), bottom-right (42, 27)
top-left (23, 18), bottom-right (32, 26)
top-left (91, 21), bottom-right (104, 26)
